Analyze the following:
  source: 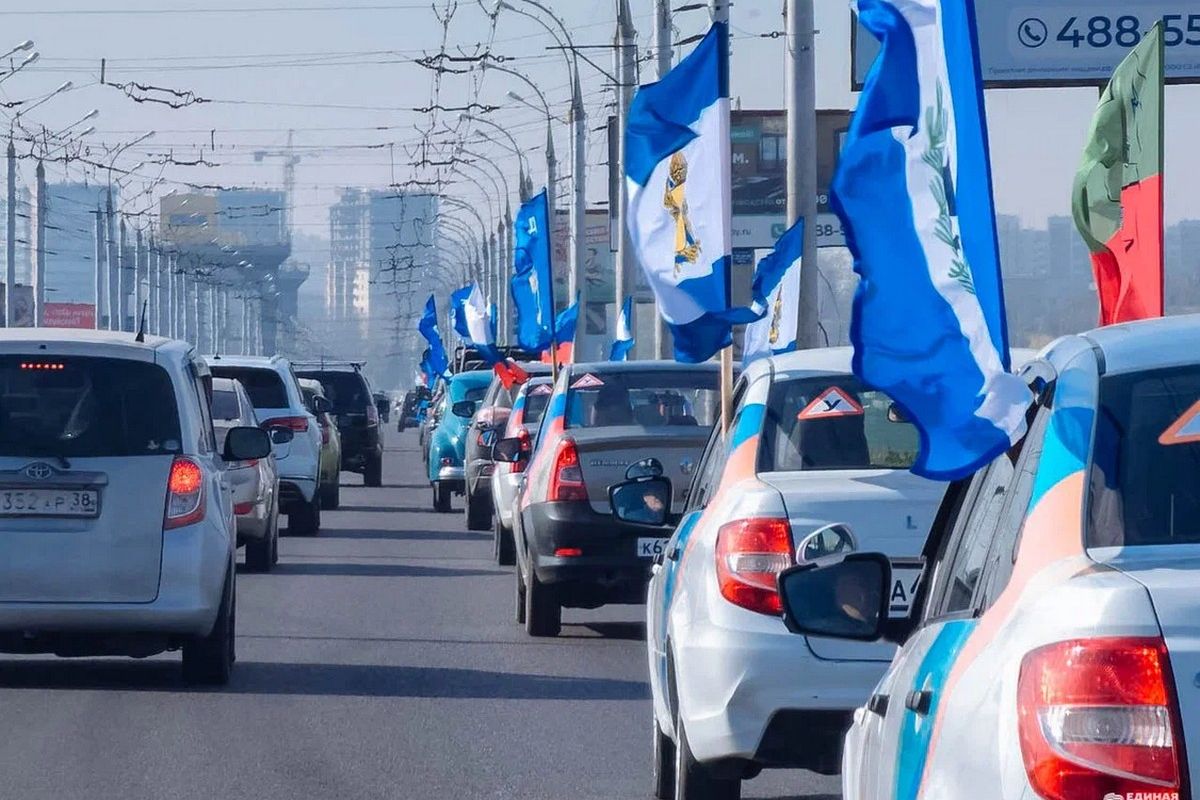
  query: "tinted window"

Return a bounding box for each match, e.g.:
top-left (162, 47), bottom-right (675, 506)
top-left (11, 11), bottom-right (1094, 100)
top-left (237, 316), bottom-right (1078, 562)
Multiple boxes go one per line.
top-left (210, 366), bottom-right (287, 409)
top-left (1089, 365), bottom-right (1200, 547)
top-left (759, 376), bottom-right (919, 472)
top-left (523, 388), bottom-right (551, 425)
top-left (296, 371), bottom-right (368, 415)
top-left (564, 370), bottom-right (719, 430)
top-left (0, 356), bottom-right (181, 458)
top-left (211, 389), bottom-right (241, 421)
top-left (450, 375), bottom-right (491, 404)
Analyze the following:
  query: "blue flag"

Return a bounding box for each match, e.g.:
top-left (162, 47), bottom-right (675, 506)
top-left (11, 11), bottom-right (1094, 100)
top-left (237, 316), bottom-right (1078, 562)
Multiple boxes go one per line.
top-left (610, 296), bottom-right (635, 362)
top-left (449, 284), bottom-right (473, 340)
top-left (625, 22), bottom-right (757, 364)
top-left (418, 295), bottom-right (450, 380)
top-left (511, 189), bottom-right (555, 351)
top-left (743, 220), bottom-right (804, 367)
top-left (831, 0), bottom-right (1030, 480)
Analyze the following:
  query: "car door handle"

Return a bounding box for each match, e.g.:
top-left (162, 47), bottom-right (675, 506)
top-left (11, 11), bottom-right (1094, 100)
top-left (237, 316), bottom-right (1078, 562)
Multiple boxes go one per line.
top-left (867, 693), bottom-right (889, 717)
top-left (905, 689), bottom-right (933, 716)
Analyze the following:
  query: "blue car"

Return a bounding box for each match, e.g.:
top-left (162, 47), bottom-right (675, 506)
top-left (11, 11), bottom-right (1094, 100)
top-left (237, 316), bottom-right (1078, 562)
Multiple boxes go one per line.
top-left (428, 370), bottom-right (493, 513)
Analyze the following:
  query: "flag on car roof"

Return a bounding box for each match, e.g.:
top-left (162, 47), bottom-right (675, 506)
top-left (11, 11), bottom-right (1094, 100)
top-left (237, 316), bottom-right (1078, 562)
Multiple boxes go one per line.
top-left (462, 283), bottom-right (505, 366)
top-left (625, 22), bottom-right (757, 364)
top-left (1072, 23), bottom-right (1164, 326)
top-left (610, 296), bottom-right (635, 362)
top-left (449, 284), bottom-right (473, 340)
top-left (743, 220), bottom-right (803, 367)
top-left (831, 0), bottom-right (1031, 481)
top-left (511, 189), bottom-right (555, 352)
top-left (418, 294), bottom-right (450, 380)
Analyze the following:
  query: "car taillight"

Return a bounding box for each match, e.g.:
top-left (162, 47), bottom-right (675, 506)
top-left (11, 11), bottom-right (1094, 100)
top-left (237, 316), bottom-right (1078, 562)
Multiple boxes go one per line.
top-left (512, 429), bottom-right (533, 474)
top-left (1018, 637), bottom-right (1185, 800)
top-left (715, 518), bottom-right (794, 615)
top-left (233, 501), bottom-right (254, 515)
top-left (366, 404), bottom-right (379, 425)
top-left (547, 437), bottom-right (586, 502)
top-left (164, 457), bottom-right (205, 530)
top-left (263, 415), bottom-right (309, 433)
top-left (321, 423), bottom-right (331, 445)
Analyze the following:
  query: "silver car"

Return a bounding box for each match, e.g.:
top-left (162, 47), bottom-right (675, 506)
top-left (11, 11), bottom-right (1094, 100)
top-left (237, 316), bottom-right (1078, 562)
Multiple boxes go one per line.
top-left (211, 377), bottom-right (283, 573)
top-left (0, 330), bottom-right (271, 684)
top-left (490, 375), bottom-right (554, 565)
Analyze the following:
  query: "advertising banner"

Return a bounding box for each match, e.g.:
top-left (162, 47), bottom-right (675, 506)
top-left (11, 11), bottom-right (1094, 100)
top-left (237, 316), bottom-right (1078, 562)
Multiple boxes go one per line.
top-left (43, 302), bottom-right (96, 329)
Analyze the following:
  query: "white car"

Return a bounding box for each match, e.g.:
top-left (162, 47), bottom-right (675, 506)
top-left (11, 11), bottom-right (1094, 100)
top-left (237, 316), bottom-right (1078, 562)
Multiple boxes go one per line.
top-left (0, 330), bottom-right (272, 684)
top-left (207, 355), bottom-right (323, 536)
top-left (490, 375), bottom-right (553, 566)
top-left (637, 348), bottom-right (945, 799)
top-left (778, 316), bottom-right (1200, 800)
top-left (211, 377), bottom-right (284, 572)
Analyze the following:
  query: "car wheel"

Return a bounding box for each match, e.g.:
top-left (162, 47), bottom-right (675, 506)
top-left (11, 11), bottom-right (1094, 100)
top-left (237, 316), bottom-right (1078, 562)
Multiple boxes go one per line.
top-left (288, 494), bottom-right (321, 536)
top-left (673, 715), bottom-right (740, 800)
top-left (321, 480), bottom-right (340, 510)
top-left (182, 568), bottom-right (235, 686)
top-left (495, 519), bottom-right (515, 566)
top-left (514, 559), bottom-right (527, 625)
top-left (465, 491), bottom-right (491, 531)
top-left (433, 481), bottom-right (452, 513)
top-left (653, 715), bottom-right (677, 800)
top-left (269, 503), bottom-right (280, 566)
top-left (524, 568), bottom-right (561, 637)
top-left (364, 454), bottom-right (383, 487)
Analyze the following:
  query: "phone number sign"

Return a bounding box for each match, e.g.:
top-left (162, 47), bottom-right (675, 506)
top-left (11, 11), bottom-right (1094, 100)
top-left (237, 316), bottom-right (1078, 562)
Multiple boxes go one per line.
top-left (853, 2), bottom-right (1200, 88)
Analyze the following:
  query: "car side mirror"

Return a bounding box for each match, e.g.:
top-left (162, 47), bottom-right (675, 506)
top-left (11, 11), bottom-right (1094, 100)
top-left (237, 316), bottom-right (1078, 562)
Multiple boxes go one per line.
top-left (778, 553), bottom-right (891, 642)
top-left (492, 436), bottom-right (523, 463)
top-left (224, 426), bottom-right (272, 462)
top-left (609, 477), bottom-right (672, 527)
top-left (269, 426), bottom-right (295, 445)
top-left (625, 457), bottom-right (664, 481)
top-left (795, 522), bottom-right (857, 565)
top-left (452, 400), bottom-right (478, 419)
top-left (312, 395), bottom-right (333, 415)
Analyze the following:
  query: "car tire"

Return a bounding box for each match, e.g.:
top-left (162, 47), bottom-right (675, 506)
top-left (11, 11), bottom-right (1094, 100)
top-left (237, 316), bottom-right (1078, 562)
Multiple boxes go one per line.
top-left (321, 480), bottom-right (340, 510)
top-left (653, 716), bottom-right (677, 800)
top-left (494, 519), bottom-right (515, 566)
top-left (182, 568), bottom-right (235, 686)
top-left (432, 481), bottom-right (452, 513)
top-left (524, 568), bottom-right (561, 637)
top-left (364, 454), bottom-right (383, 487)
top-left (673, 716), bottom-right (740, 800)
top-left (269, 503), bottom-right (280, 566)
top-left (288, 495), bottom-right (321, 537)
top-left (465, 491), bottom-right (491, 531)
top-left (514, 559), bottom-right (527, 625)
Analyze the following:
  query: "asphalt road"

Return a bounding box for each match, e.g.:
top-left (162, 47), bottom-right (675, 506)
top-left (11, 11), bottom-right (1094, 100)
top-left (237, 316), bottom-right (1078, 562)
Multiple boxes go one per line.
top-left (0, 435), bottom-right (841, 800)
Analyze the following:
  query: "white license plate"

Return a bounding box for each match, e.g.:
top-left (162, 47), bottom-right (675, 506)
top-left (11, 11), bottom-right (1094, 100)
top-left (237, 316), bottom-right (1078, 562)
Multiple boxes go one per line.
top-left (888, 562), bottom-right (924, 617)
top-left (637, 537), bottom-right (670, 559)
top-left (0, 489), bottom-right (100, 518)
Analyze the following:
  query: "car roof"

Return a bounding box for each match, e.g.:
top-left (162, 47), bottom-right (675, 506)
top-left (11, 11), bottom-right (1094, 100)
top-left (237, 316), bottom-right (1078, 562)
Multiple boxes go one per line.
top-left (755, 347), bottom-right (854, 379)
top-left (452, 369), bottom-right (495, 384)
top-left (0, 329), bottom-right (190, 361)
top-left (568, 360), bottom-right (723, 375)
top-left (204, 354), bottom-right (288, 370)
top-left (1082, 314), bottom-right (1200, 376)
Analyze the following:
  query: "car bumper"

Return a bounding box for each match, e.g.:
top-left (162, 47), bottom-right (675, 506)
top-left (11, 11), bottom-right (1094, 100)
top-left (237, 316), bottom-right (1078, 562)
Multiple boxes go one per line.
top-left (673, 610), bottom-right (889, 765)
top-left (280, 477), bottom-right (317, 507)
top-left (436, 466), bottom-right (465, 482)
top-left (0, 522), bottom-right (230, 639)
top-left (236, 504), bottom-right (270, 541)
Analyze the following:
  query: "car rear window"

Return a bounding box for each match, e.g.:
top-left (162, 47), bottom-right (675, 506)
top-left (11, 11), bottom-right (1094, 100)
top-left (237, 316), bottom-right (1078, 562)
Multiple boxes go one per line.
top-left (758, 375), bottom-right (919, 472)
top-left (210, 366), bottom-right (287, 409)
top-left (564, 370), bottom-right (719, 429)
top-left (450, 376), bottom-right (491, 404)
top-left (1089, 365), bottom-right (1200, 548)
top-left (0, 355), bottom-right (182, 458)
top-left (297, 371), bottom-right (367, 415)
top-left (523, 386), bottom-right (551, 425)
top-left (211, 388), bottom-right (241, 421)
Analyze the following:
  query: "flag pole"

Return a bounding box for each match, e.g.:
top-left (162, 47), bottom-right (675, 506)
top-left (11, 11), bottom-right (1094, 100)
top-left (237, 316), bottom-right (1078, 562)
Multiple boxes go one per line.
top-left (712, 0), bottom-right (733, 436)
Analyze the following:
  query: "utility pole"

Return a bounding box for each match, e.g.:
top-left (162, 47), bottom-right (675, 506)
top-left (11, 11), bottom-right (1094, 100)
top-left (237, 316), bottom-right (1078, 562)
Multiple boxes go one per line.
top-left (787, 0), bottom-right (820, 349)
top-left (653, 0), bottom-right (673, 359)
top-left (105, 191), bottom-right (118, 331)
top-left (94, 206), bottom-right (105, 329)
top-left (149, 235), bottom-right (159, 335)
top-left (118, 216), bottom-right (129, 332)
top-left (569, 71), bottom-right (587, 355)
top-left (712, 0), bottom-right (732, 432)
top-left (134, 225), bottom-right (145, 330)
top-left (500, 205), bottom-right (511, 344)
top-left (544, 121), bottom-right (558, 313)
top-left (32, 160), bottom-right (45, 327)
top-left (614, 0), bottom-right (638, 357)
top-left (5, 136), bottom-right (15, 328)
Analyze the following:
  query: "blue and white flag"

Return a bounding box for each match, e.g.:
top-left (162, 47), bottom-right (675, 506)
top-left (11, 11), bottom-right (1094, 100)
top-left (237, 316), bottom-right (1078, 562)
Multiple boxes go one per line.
top-left (625, 22), bottom-right (755, 364)
top-left (743, 220), bottom-right (804, 367)
top-left (418, 294), bottom-right (450, 379)
top-left (462, 284), bottom-right (504, 365)
top-left (610, 296), bottom-right (635, 362)
top-left (554, 294), bottom-right (579, 346)
top-left (449, 284), bottom-right (473, 341)
top-left (511, 189), bottom-right (555, 352)
top-left (832, 0), bottom-right (1031, 480)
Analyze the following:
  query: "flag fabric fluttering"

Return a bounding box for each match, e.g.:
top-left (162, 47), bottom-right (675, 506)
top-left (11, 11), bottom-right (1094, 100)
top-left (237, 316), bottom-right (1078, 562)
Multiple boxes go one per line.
top-left (1072, 23), bottom-right (1165, 326)
top-left (511, 189), bottom-right (555, 351)
top-left (625, 22), bottom-right (757, 364)
top-left (743, 220), bottom-right (804, 366)
top-left (449, 284), bottom-right (473, 340)
top-left (830, 0), bottom-right (1031, 481)
top-left (610, 296), bottom-right (635, 362)
top-left (418, 294), bottom-right (450, 381)
top-left (462, 284), bottom-right (504, 365)
top-left (542, 295), bottom-right (579, 366)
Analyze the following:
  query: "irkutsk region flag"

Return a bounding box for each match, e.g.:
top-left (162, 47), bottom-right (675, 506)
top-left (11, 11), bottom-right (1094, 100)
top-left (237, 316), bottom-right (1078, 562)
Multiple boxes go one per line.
top-left (1072, 23), bottom-right (1164, 326)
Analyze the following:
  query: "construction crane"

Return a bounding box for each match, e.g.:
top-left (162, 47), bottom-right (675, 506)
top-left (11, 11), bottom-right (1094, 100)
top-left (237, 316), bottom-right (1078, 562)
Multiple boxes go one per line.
top-left (253, 129), bottom-right (300, 242)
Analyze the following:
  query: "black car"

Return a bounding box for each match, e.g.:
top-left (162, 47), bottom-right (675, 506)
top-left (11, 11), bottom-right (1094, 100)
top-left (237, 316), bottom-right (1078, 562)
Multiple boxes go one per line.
top-left (398, 388), bottom-right (427, 432)
top-left (294, 363), bottom-right (385, 487)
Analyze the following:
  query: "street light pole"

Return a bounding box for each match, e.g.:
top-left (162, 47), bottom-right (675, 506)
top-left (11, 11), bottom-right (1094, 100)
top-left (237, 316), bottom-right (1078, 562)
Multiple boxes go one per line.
top-left (93, 206), bottom-right (105, 330)
top-left (33, 159), bottom-right (45, 327)
top-left (652, 0), bottom-right (674, 359)
top-left (5, 136), bottom-right (15, 328)
top-left (787, 0), bottom-right (820, 349)
top-left (614, 0), bottom-right (639, 358)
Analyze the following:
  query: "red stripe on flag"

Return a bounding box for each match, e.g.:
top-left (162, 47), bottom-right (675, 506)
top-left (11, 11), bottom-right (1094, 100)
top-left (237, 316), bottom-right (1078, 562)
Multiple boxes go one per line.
top-left (1093, 173), bottom-right (1164, 325)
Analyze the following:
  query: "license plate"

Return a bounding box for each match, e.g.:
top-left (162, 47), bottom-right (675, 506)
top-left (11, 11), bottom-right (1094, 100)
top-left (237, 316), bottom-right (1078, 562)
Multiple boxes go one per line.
top-left (0, 489), bottom-right (100, 518)
top-left (637, 537), bottom-right (670, 559)
top-left (888, 562), bottom-right (924, 617)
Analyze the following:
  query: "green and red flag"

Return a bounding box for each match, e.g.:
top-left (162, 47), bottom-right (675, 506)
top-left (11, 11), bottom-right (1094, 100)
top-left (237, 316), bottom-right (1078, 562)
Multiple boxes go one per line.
top-left (1072, 23), bottom-right (1165, 326)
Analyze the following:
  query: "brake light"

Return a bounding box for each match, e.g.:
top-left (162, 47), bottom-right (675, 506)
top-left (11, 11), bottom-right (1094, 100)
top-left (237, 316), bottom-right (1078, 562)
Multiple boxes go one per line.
top-left (547, 437), bottom-right (587, 502)
top-left (321, 423), bottom-right (331, 445)
top-left (164, 457), bottom-right (205, 530)
top-left (555, 547), bottom-right (583, 557)
top-left (233, 501), bottom-right (254, 515)
top-left (263, 415), bottom-right (309, 433)
top-left (715, 518), bottom-right (794, 615)
top-left (512, 429), bottom-right (533, 474)
top-left (366, 404), bottom-right (379, 426)
top-left (1018, 637), bottom-right (1185, 800)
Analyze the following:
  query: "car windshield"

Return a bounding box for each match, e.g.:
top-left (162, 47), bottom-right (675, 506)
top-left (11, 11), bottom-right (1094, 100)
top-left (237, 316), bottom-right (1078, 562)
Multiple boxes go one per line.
top-left (450, 376), bottom-right (491, 404)
top-left (0, 355), bottom-right (181, 458)
top-left (564, 370), bottom-right (719, 429)
top-left (298, 371), bottom-right (367, 415)
top-left (758, 375), bottom-right (919, 471)
top-left (1089, 365), bottom-right (1200, 548)
top-left (209, 367), bottom-right (287, 409)
top-left (211, 388), bottom-right (241, 421)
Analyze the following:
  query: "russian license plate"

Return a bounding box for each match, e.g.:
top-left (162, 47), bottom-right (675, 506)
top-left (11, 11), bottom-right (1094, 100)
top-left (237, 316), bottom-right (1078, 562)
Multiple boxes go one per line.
top-left (888, 562), bottom-right (924, 617)
top-left (0, 489), bottom-right (100, 518)
top-left (637, 537), bottom-right (670, 558)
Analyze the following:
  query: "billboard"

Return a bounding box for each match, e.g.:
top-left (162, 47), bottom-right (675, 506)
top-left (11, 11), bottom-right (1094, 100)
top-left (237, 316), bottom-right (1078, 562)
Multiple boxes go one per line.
top-left (0, 284), bottom-right (34, 327)
top-left (552, 208), bottom-right (651, 304)
top-left (43, 302), bottom-right (96, 329)
top-left (853, 3), bottom-right (1200, 88)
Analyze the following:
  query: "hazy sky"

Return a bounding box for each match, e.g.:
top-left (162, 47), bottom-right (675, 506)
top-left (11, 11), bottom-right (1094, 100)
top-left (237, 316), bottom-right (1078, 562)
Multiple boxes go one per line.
top-left (1, 0), bottom-right (1196, 235)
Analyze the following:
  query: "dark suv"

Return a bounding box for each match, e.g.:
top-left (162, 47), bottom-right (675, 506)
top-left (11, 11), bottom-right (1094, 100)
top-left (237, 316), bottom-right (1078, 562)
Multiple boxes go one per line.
top-left (294, 363), bottom-right (384, 487)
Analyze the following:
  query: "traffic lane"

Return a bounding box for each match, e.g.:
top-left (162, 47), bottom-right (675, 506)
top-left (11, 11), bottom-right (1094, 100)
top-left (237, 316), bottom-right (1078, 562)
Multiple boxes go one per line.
top-left (0, 439), bottom-right (840, 800)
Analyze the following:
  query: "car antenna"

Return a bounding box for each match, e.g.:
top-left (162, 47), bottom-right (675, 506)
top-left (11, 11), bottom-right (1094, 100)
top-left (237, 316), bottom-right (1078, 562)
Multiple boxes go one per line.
top-left (134, 300), bottom-right (149, 343)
